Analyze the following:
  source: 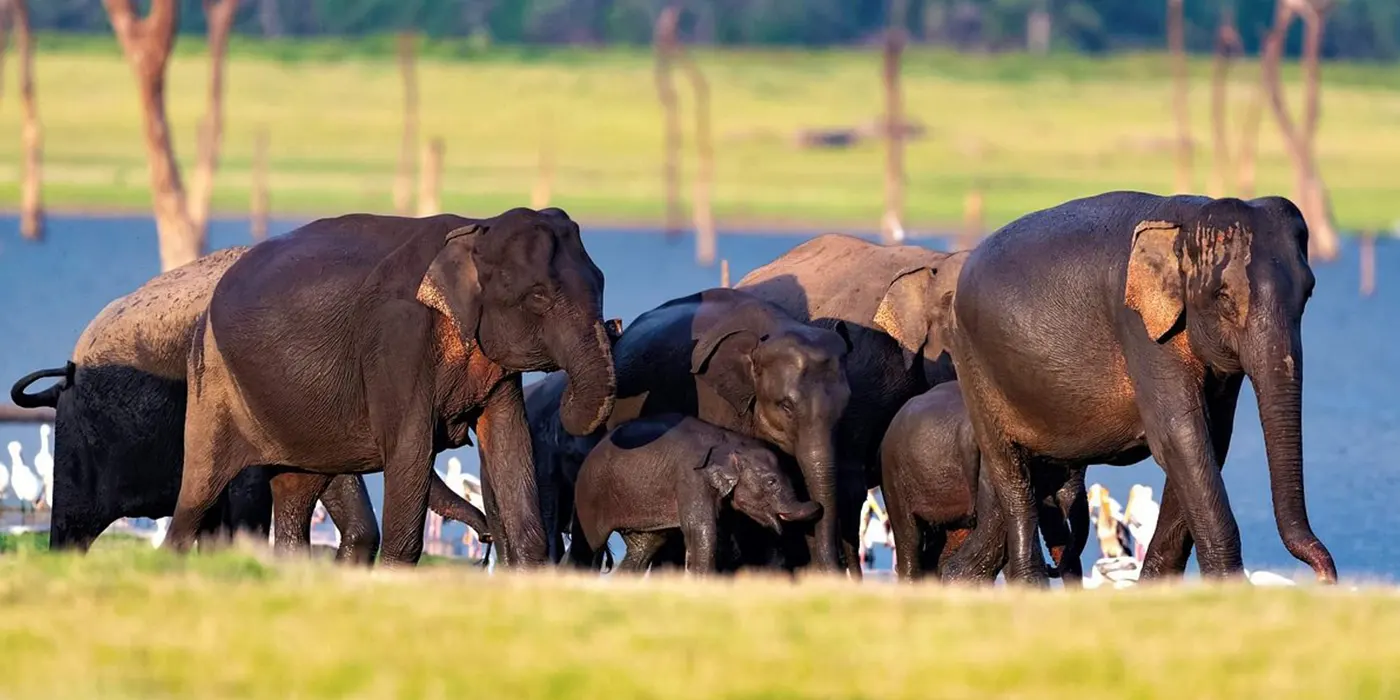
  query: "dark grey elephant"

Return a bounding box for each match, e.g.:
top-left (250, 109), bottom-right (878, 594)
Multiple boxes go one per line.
top-left (10, 246), bottom-right (488, 562)
top-left (880, 381), bottom-right (1088, 584)
top-left (524, 318), bottom-right (624, 564)
top-left (603, 287), bottom-right (852, 573)
top-left (572, 414), bottom-right (822, 574)
top-left (736, 234), bottom-right (967, 575)
top-left (950, 191), bottom-right (1336, 585)
top-left (166, 207), bottom-right (615, 567)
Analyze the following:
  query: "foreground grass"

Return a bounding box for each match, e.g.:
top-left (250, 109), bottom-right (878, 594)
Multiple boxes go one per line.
top-left (1, 36), bottom-right (1398, 232)
top-left (0, 534), bottom-right (1397, 699)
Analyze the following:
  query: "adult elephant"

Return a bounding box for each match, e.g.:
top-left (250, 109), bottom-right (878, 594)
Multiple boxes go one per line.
top-left (10, 247), bottom-right (487, 562)
top-left (605, 288), bottom-right (852, 573)
top-left (166, 207), bottom-right (615, 567)
top-left (950, 191), bottom-right (1336, 585)
top-left (736, 234), bottom-right (967, 570)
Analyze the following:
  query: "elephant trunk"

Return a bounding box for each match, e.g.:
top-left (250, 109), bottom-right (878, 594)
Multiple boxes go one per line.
top-left (1245, 329), bottom-right (1337, 583)
top-left (555, 321), bottom-right (617, 437)
top-left (795, 431), bottom-right (842, 572)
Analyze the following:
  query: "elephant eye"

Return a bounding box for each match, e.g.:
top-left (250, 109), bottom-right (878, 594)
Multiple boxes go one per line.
top-left (767, 476), bottom-right (779, 488)
top-left (778, 398), bottom-right (796, 414)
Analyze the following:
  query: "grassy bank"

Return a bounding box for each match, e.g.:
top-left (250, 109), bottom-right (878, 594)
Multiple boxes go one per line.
top-left (1, 533), bottom-right (1397, 698)
top-left (0, 36), bottom-right (1398, 232)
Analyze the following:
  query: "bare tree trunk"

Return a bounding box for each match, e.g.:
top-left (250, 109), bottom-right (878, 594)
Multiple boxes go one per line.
top-left (394, 32), bottom-right (419, 216)
top-left (251, 126), bottom-right (269, 242)
top-left (1262, 0), bottom-right (1339, 262)
top-left (13, 0), bottom-right (42, 241)
top-left (104, 0), bottom-right (201, 271)
top-left (654, 6), bottom-right (683, 239)
top-left (188, 0), bottom-right (238, 241)
top-left (719, 259), bottom-right (730, 288)
top-left (417, 136), bottom-right (444, 217)
top-left (531, 109), bottom-right (555, 209)
top-left (1026, 0), bottom-right (1051, 55)
top-left (960, 183), bottom-right (984, 251)
top-left (1167, 0), bottom-right (1192, 194)
top-left (1236, 27), bottom-right (1267, 199)
top-left (1209, 7), bottom-right (1242, 198)
top-left (674, 26), bottom-right (715, 266)
top-left (882, 0), bottom-right (908, 244)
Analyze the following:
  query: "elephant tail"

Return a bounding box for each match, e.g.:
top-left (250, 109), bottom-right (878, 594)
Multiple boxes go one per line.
top-left (10, 362), bottom-right (74, 409)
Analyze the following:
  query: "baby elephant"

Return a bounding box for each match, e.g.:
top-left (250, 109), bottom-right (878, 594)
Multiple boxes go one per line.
top-left (573, 415), bottom-right (822, 574)
top-left (880, 382), bottom-right (1087, 583)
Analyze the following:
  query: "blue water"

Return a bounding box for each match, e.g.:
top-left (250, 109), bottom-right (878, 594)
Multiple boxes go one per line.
top-left (1, 216), bottom-right (1397, 580)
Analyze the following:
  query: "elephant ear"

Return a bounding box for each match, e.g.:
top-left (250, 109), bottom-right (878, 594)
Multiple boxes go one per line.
top-left (1124, 220), bottom-right (1185, 343)
top-left (417, 223), bottom-right (487, 345)
top-left (925, 252), bottom-right (969, 365)
top-left (874, 266), bottom-right (937, 373)
top-left (690, 327), bottom-right (760, 415)
top-left (697, 446), bottom-right (739, 499)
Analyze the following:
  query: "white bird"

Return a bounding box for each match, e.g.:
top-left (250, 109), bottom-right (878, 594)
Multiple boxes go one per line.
top-left (1088, 483), bottom-right (1131, 559)
top-left (441, 457), bottom-right (467, 498)
top-left (461, 470), bottom-right (485, 512)
top-left (1246, 569), bottom-right (1297, 587)
top-left (8, 441), bottom-right (42, 522)
top-left (150, 517), bottom-right (170, 548)
top-left (1123, 484), bottom-right (1160, 561)
top-left (0, 441), bottom-right (9, 502)
top-left (34, 423), bottom-right (54, 508)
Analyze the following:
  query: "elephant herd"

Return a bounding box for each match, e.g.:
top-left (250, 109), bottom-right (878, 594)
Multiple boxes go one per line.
top-left (10, 190), bottom-right (1339, 587)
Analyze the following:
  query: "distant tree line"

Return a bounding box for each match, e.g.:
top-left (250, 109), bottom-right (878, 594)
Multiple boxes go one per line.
top-left (27, 0), bottom-right (1400, 59)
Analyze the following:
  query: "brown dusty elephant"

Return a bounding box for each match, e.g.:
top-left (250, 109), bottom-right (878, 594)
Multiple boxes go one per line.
top-left (949, 191), bottom-right (1336, 585)
top-left (736, 234), bottom-right (967, 574)
top-left (167, 207), bottom-right (615, 567)
top-left (9, 246), bottom-right (488, 562)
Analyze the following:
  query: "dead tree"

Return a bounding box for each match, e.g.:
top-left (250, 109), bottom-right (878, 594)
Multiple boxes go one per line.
top-left (394, 33), bottom-right (419, 216)
top-left (531, 109), bottom-right (555, 209)
top-left (188, 0), bottom-right (237, 241)
top-left (881, 0), bottom-right (908, 243)
top-left (1359, 232), bottom-right (1375, 297)
top-left (1026, 0), bottom-right (1051, 55)
top-left (105, 0), bottom-right (202, 271)
top-left (251, 126), bottom-right (269, 242)
top-left (1261, 0), bottom-right (1339, 262)
top-left (1167, 0), bottom-right (1192, 194)
top-left (672, 13), bottom-right (716, 266)
top-left (654, 7), bottom-right (683, 239)
top-left (1209, 6), bottom-right (1243, 198)
top-left (12, 0), bottom-right (42, 241)
top-left (417, 136), bottom-right (444, 217)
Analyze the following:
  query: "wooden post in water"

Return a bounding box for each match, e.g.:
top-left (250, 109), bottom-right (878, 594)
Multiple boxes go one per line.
top-left (1360, 232), bottom-right (1376, 297)
top-left (394, 32), bottom-right (419, 216)
top-left (1167, 0), bottom-right (1192, 194)
top-left (1209, 6), bottom-right (1242, 198)
top-left (720, 259), bottom-right (730, 288)
top-left (417, 136), bottom-right (443, 217)
top-left (674, 26), bottom-right (715, 266)
top-left (531, 110), bottom-right (555, 209)
top-left (881, 0), bottom-right (908, 244)
top-left (13, 0), bottom-right (44, 241)
top-left (959, 184), bottom-right (984, 252)
top-left (654, 7), bottom-right (683, 239)
top-left (251, 126), bottom-right (269, 242)
top-left (188, 0), bottom-right (237, 242)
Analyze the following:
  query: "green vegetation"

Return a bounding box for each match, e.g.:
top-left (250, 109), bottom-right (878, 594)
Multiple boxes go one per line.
top-left (2, 38), bottom-right (1398, 233)
top-left (0, 534), bottom-right (1397, 698)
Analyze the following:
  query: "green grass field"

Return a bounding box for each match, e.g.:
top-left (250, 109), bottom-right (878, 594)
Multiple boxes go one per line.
top-left (2, 532), bottom-right (1398, 699)
top-left (1, 35), bottom-right (1398, 233)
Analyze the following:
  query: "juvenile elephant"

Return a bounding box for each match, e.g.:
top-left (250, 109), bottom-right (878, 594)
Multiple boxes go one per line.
top-left (9, 247), bottom-right (488, 561)
top-left (950, 191), bottom-right (1336, 585)
top-left (168, 208), bottom-right (615, 567)
top-left (736, 234), bottom-right (967, 572)
top-left (879, 382), bottom-right (1088, 583)
top-left (573, 414), bottom-right (822, 574)
top-left (606, 287), bottom-right (852, 572)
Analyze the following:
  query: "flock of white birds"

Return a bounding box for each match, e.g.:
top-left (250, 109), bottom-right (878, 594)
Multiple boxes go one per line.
top-left (0, 424), bottom-right (54, 520)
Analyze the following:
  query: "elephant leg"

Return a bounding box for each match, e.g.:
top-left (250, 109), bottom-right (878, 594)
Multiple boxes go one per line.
top-left (320, 474), bottom-right (381, 566)
top-left (980, 442), bottom-right (1043, 585)
top-left (221, 466), bottom-right (275, 542)
top-left (269, 470), bottom-right (334, 558)
top-left (1056, 467), bottom-right (1089, 587)
top-left (838, 475), bottom-right (866, 579)
top-left (920, 526), bottom-right (948, 579)
top-left (167, 391), bottom-right (255, 554)
top-left (564, 510), bottom-right (597, 570)
top-left (427, 471), bottom-right (490, 539)
top-left (1142, 375), bottom-right (1244, 580)
top-left (883, 482), bottom-right (922, 582)
top-left (619, 532), bottom-right (668, 574)
top-left (942, 461), bottom-right (1009, 585)
top-left (552, 478), bottom-right (576, 565)
top-left (1128, 366), bottom-right (1242, 578)
top-left (475, 375), bottom-right (548, 567)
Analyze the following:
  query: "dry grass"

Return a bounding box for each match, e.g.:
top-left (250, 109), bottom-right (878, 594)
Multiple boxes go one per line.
top-left (0, 38), bottom-right (1397, 232)
top-left (1, 533), bottom-right (1397, 699)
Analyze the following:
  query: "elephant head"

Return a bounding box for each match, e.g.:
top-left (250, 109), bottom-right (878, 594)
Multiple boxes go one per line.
top-left (689, 300), bottom-right (851, 570)
top-left (700, 442), bottom-right (822, 534)
top-left (419, 207), bottom-right (615, 436)
top-left (873, 251), bottom-right (970, 387)
top-left (1123, 196), bottom-right (1335, 582)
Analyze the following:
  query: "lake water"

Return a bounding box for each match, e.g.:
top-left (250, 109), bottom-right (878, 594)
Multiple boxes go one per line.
top-left (1, 215), bottom-right (1396, 581)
